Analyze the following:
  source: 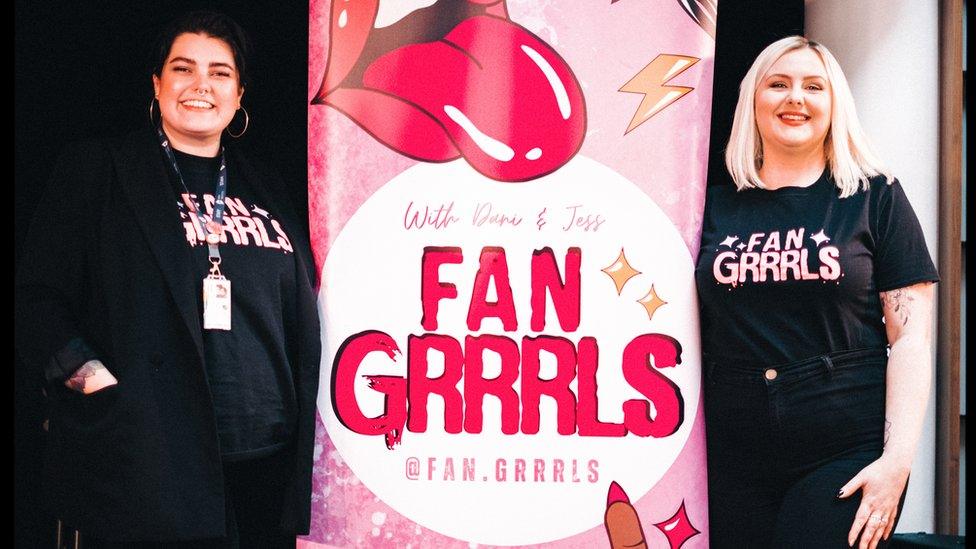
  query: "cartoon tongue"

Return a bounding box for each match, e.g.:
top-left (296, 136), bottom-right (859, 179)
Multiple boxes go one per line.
top-left (315, 4), bottom-right (586, 182)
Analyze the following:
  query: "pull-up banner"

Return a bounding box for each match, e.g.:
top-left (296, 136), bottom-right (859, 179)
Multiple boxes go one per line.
top-left (305, 1), bottom-right (717, 546)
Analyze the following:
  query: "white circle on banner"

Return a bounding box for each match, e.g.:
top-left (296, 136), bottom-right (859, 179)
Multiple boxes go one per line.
top-left (318, 156), bottom-right (701, 546)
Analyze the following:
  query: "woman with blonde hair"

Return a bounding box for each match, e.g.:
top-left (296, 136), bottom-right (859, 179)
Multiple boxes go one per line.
top-left (696, 36), bottom-right (938, 549)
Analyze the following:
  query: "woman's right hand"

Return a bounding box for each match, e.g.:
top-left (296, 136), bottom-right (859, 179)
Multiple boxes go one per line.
top-left (64, 360), bottom-right (118, 394)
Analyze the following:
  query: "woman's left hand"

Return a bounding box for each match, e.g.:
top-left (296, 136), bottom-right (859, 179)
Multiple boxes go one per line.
top-left (838, 455), bottom-right (910, 548)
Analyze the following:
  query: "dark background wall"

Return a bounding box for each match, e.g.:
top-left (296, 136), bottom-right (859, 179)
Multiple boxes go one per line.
top-left (708, 0), bottom-right (805, 184)
top-left (14, 1), bottom-right (801, 545)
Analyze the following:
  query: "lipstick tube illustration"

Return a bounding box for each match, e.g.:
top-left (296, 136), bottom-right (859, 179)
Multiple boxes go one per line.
top-left (605, 480), bottom-right (649, 549)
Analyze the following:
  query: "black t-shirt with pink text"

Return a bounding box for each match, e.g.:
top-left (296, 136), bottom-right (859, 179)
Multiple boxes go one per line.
top-left (695, 171), bottom-right (938, 367)
top-left (170, 149), bottom-right (299, 461)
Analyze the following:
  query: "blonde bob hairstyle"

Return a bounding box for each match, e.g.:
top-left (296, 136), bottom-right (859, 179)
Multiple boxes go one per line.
top-left (725, 35), bottom-right (892, 198)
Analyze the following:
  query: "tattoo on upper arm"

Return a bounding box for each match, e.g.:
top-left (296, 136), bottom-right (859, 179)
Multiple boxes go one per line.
top-left (881, 288), bottom-right (914, 327)
top-left (66, 361), bottom-right (103, 393)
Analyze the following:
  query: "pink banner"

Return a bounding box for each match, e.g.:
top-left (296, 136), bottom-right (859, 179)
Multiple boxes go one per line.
top-left (306, 1), bottom-right (717, 546)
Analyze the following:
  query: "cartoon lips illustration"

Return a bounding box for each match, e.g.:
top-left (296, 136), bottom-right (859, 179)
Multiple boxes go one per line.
top-left (313, 0), bottom-right (587, 182)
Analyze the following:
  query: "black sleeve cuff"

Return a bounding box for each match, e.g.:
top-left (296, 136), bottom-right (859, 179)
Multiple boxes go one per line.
top-left (45, 337), bottom-right (101, 384)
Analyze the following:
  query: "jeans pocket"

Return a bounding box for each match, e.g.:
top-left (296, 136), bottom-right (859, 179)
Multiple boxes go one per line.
top-left (777, 361), bottom-right (885, 462)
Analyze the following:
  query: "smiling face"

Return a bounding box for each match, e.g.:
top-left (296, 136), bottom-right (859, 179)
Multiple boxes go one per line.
top-left (754, 47), bottom-right (832, 160)
top-left (153, 32), bottom-right (243, 153)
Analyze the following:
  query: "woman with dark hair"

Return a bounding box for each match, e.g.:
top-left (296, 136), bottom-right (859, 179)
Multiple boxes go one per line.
top-left (15, 11), bottom-right (320, 547)
top-left (696, 36), bottom-right (938, 548)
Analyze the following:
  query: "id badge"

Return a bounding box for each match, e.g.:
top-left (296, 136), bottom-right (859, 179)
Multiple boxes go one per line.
top-left (203, 276), bottom-right (232, 330)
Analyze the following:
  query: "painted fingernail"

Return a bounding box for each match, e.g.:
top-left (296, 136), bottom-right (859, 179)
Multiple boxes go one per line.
top-left (836, 489), bottom-right (844, 498)
top-left (607, 480), bottom-right (631, 506)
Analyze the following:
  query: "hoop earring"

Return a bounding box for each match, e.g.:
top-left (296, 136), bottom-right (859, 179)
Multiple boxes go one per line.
top-left (148, 97), bottom-right (160, 127)
top-left (227, 107), bottom-right (249, 138)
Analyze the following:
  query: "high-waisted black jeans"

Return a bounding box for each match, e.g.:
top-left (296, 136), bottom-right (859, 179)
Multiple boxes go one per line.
top-left (704, 347), bottom-right (904, 549)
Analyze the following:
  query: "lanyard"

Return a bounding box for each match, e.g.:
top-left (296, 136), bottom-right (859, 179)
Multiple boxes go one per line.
top-left (156, 127), bottom-right (228, 275)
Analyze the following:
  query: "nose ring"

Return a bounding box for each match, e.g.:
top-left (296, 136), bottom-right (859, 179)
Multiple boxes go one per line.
top-left (197, 88), bottom-right (208, 95)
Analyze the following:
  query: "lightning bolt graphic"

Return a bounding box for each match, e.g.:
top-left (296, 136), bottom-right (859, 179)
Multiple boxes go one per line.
top-left (619, 54), bottom-right (701, 134)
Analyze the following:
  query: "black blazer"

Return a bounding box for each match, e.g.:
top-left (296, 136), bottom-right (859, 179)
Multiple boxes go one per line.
top-left (15, 129), bottom-right (321, 541)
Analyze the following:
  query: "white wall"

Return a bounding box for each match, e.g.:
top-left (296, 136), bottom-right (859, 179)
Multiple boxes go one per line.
top-left (805, 0), bottom-right (941, 534)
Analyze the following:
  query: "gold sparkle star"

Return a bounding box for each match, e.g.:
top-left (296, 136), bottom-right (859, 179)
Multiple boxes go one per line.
top-left (637, 284), bottom-right (667, 321)
top-left (602, 248), bottom-right (641, 295)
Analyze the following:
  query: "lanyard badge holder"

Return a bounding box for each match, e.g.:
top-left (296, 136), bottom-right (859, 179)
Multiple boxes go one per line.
top-left (203, 253), bottom-right (232, 331)
top-left (157, 127), bottom-right (232, 330)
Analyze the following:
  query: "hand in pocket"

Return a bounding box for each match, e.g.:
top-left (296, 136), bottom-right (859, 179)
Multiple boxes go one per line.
top-left (64, 360), bottom-right (118, 395)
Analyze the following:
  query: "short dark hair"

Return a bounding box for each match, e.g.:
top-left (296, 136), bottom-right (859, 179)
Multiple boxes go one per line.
top-left (152, 11), bottom-right (250, 88)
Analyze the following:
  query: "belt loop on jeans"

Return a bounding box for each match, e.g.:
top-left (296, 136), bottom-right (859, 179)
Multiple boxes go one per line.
top-left (821, 355), bottom-right (835, 379)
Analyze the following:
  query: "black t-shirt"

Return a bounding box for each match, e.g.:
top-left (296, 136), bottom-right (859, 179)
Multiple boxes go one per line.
top-left (170, 149), bottom-right (299, 461)
top-left (695, 171), bottom-right (939, 367)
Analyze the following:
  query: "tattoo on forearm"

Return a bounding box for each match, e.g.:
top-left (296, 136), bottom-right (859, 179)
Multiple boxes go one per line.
top-left (66, 361), bottom-right (103, 392)
top-left (881, 289), bottom-right (914, 326)
top-left (884, 418), bottom-right (892, 447)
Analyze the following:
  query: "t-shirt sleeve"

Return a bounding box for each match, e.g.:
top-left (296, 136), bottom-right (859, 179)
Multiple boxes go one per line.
top-left (873, 179), bottom-right (940, 292)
